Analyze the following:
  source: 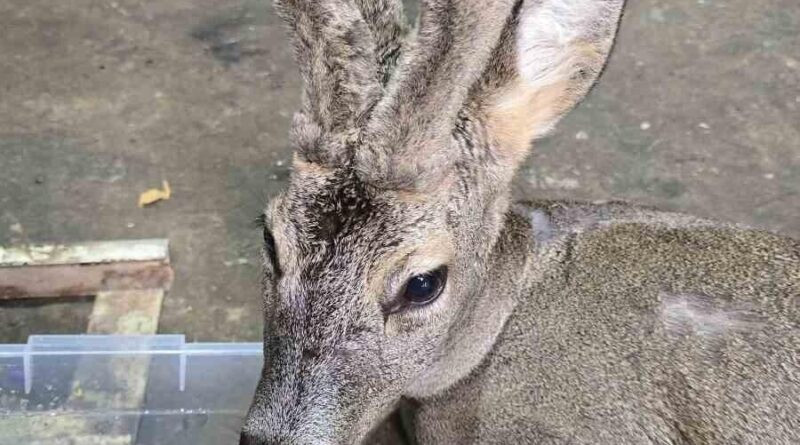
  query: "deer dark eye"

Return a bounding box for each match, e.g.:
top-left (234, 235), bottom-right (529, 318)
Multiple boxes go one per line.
top-left (402, 267), bottom-right (447, 305)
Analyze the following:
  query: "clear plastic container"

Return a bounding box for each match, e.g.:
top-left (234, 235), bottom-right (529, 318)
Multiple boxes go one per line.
top-left (0, 335), bottom-right (262, 444)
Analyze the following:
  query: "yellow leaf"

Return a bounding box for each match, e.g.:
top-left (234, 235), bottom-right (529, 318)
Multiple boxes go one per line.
top-left (138, 180), bottom-right (171, 207)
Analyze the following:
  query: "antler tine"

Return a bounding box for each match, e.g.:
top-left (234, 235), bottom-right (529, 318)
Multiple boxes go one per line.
top-left (353, 0), bottom-right (408, 83)
top-left (276, 0), bottom-right (407, 165)
top-left (358, 0), bottom-right (518, 189)
top-left (276, 0), bottom-right (378, 125)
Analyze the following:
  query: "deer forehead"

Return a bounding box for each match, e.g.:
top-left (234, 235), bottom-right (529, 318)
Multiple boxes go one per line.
top-left (271, 172), bottom-right (454, 281)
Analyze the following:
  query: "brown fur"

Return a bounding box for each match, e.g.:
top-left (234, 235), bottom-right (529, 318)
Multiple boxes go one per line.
top-left (241, 2), bottom-right (800, 444)
top-left (485, 78), bottom-right (571, 163)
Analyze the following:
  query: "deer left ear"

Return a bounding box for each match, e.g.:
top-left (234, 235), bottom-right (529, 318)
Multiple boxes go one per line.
top-left (474, 0), bottom-right (625, 167)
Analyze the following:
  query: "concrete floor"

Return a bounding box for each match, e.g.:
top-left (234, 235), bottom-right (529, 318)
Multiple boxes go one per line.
top-left (0, 0), bottom-right (798, 346)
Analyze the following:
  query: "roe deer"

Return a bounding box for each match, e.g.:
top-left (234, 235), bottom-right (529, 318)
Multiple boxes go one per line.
top-left (241, 0), bottom-right (800, 443)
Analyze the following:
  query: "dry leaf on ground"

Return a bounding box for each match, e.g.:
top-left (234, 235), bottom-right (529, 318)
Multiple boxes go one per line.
top-left (138, 180), bottom-right (171, 207)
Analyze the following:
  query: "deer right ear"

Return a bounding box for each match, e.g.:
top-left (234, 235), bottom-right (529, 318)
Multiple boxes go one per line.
top-left (475, 0), bottom-right (625, 169)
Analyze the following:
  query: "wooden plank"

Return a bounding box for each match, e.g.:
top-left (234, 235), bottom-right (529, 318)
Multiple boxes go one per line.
top-left (71, 290), bottom-right (165, 443)
top-left (0, 261), bottom-right (173, 300)
top-left (0, 239), bottom-right (169, 267)
top-left (74, 289), bottom-right (164, 411)
top-left (87, 289), bottom-right (164, 334)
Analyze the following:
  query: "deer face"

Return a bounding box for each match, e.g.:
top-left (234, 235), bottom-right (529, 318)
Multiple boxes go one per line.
top-left (241, 155), bottom-right (507, 443)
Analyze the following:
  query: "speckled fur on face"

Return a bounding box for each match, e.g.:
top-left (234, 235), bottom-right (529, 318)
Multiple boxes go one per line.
top-left (241, 1), bottom-right (800, 444)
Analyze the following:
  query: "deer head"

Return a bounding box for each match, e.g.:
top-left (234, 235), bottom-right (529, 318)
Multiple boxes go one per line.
top-left (241, 1), bottom-right (624, 443)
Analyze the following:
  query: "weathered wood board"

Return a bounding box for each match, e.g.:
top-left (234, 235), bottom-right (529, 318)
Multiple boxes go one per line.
top-left (0, 239), bottom-right (172, 300)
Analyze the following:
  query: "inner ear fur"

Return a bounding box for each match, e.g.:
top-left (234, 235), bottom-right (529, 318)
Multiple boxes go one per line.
top-left (476, 0), bottom-right (625, 168)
